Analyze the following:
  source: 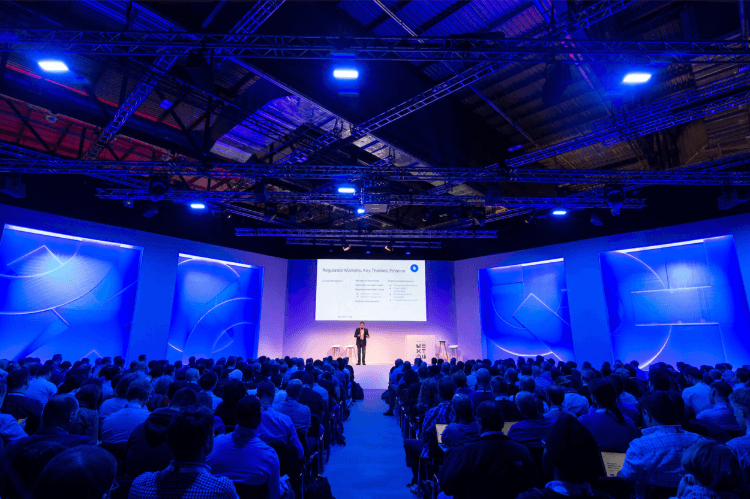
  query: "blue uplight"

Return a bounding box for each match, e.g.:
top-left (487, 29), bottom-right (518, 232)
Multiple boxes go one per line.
top-left (338, 186), bottom-right (357, 194)
top-left (552, 209), bottom-right (568, 216)
top-left (190, 202), bottom-right (206, 210)
top-left (333, 68), bottom-right (359, 80)
top-left (622, 72), bottom-right (652, 85)
top-left (38, 60), bottom-right (69, 73)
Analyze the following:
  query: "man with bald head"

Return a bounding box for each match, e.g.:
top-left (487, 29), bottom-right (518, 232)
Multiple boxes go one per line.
top-left (441, 394), bottom-right (480, 449)
top-left (507, 392), bottom-right (555, 449)
top-left (272, 379), bottom-right (311, 432)
top-left (440, 401), bottom-right (537, 499)
top-left (469, 368), bottom-right (494, 413)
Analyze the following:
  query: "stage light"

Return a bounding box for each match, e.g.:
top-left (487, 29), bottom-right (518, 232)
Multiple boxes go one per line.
top-left (422, 209), bottom-right (432, 223)
top-left (38, 60), bottom-right (69, 73)
top-left (523, 212), bottom-right (536, 224)
top-left (406, 251), bottom-right (411, 255)
top-left (622, 72), bottom-right (652, 84)
top-left (342, 239), bottom-right (351, 252)
top-left (148, 178), bottom-right (169, 202)
top-left (357, 207), bottom-right (365, 214)
top-left (552, 209), bottom-right (567, 216)
top-left (385, 242), bottom-right (393, 252)
top-left (123, 199), bottom-right (134, 208)
top-left (472, 209), bottom-right (486, 227)
top-left (507, 144), bottom-right (523, 152)
top-left (337, 185), bottom-right (357, 194)
top-left (190, 202), bottom-right (206, 210)
top-left (333, 68), bottom-right (359, 80)
top-left (366, 250), bottom-right (371, 254)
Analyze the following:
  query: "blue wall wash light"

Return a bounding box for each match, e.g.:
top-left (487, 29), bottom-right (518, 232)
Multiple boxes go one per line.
top-left (622, 72), bottom-right (652, 84)
top-left (479, 258), bottom-right (575, 362)
top-left (0, 224), bottom-right (142, 361)
top-left (333, 68), bottom-right (359, 80)
top-left (600, 236), bottom-right (750, 367)
top-left (38, 60), bottom-right (69, 73)
top-left (167, 254), bottom-right (263, 362)
top-left (190, 202), bottom-right (206, 210)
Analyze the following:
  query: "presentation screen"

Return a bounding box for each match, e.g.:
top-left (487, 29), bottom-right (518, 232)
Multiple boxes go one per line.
top-left (316, 259), bottom-right (426, 321)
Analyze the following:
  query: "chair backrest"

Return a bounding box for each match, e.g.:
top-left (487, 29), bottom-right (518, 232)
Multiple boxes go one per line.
top-left (234, 481), bottom-right (269, 499)
top-left (309, 414), bottom-right (321, 438)
top-left (110, 476), bottom-right (135, 499)
top-left (593, 477), bottom-right (632, 499)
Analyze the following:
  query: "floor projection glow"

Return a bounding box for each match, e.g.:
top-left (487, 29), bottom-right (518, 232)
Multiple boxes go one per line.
top-left (0, 225), bottom-right (142, 361)
top-left (600, 236), bottom-right (750, 367)
top-left (479, 259), bottom-right (574, 362)
top-left (167, 254), bottom-right (263, 362)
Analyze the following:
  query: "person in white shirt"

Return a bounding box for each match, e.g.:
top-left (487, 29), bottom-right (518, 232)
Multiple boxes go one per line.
top-left (682, 366), bottom-right (712, 417)
top-left (26, 365), bottom-right (57, 407)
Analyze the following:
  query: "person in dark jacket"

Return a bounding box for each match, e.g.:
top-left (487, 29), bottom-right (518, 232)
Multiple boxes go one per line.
top-left (440, 401), bottom-right (537, 499)
top-left (121, 388), bottom-right (198, 476)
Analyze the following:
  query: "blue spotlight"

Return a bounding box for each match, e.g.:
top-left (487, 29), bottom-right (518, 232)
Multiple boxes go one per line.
top-left (333, 68), bottom-right (359, 80)
top-left (622, 72), bottom-right (652, 85)
top-left (337, 185), bottom-right (357, 194)
top-left (190, 202), bottom-right (207, 210)
top-left (38, 60), bottom-right (69, 73)
top-left (552, 209), bottom-right (568, 216)
top-left (357, 207), bottom-right (365, 214)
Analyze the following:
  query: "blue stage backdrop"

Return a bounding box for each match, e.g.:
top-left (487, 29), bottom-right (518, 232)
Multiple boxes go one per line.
top-left (600, 236), bottom-right (750, 368)
top-left (167, 254), bottom-right (263, 363)
top-left (0, 224), bottom-right (142, 361)
top-left (479, 259), bottom-right (575, 362)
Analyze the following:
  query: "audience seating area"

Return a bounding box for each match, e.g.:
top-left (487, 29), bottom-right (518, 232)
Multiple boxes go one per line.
top-left (384, 356), bottom-right (750, 499)
top-left (0, 354), bottom-right (358, 499)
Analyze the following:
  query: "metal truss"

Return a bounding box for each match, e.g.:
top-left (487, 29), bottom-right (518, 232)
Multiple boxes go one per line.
top-left (4, 151), bottom-right (750, 185)
top-left (5, 30), bottom-right (749, 64)
top-left (94, 188), bottom-right (646, 209)
top-left (286, 238), bottom-right (441, 249)
top-left (236, 228), bottom-right (498, 238)
top-left (82, 0), bottom-right (285, 160)
top-left (506, 70), bottom-right (750, 168)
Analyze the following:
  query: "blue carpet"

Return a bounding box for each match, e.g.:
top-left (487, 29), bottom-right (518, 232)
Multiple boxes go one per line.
top-left (325, 389), bottom-right (414, 498)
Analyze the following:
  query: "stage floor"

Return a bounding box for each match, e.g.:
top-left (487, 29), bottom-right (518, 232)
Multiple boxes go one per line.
top-left (352, 364), bottom-right (390, 390)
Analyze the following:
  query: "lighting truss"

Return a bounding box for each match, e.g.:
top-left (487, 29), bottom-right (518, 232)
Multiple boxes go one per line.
top-left (4, 30), bottom-right (750, 64)
top-left (4, 151), bottom-right (750, 185)
top-left (94, 188), bottom-right (646, 209)
top-left (286, 238), bottom-right (441, 249)
top-left (236, 229), bottom-right (497, 238)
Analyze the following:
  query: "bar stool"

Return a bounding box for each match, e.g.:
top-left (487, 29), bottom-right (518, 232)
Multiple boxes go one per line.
top-left (345, 345), bottom-right (355, 358)
top-left (331, 345), bottom-right (341, 358)
top-left (437, 340), bottom-right (448, 362)
top-left (448, 345), bottom-right (459, 360)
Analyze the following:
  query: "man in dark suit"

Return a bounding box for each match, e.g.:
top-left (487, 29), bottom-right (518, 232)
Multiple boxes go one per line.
top-left (439, 401), bottom-right (537, 499)
top-left (354, 321), bottom-right (369, 365)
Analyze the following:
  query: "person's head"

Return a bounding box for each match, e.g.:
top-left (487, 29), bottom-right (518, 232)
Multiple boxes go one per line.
top-left (546, 384), bottom-right (565, 408)
top-left (681, 440), bottom-right (745, 492)
top-left (42, 395), bottom-right (79, 430)
top-left (729, 387), bottom-right (750, 430)
top-left (7, 369), bottom-right (30, 392)
top-left (113, 373), bottom-right (138, 399)
top-left (683, 366), bottom-right (703, 386)
top-left (640, 390), bottom-right (684, 427)
top-left (301, 373), bottom-right (314, 388)
top-left (475, 368), bottom-right (490, 389)
top-left (167, 405), bottom-right (215, 462)
top-left (418, 378), bottom-right (439, 409)
top-left (168, 388), bottom-right (199, 411)
top-left (475, 401), bottom-right (504, 433)
top-left (198, 372), bottom-right (218, 392)
top-left (36, 365), bottom-right (53, 380)
top-left (359, 322), bottom-right (365, 328)
top-left (437, 377), bottom-right (456, 402)
top-left (154, 375), bottom-right (173, 397)
top-left (186, 368), bottom-right (200, 383)
top-left (256, 380), bottom-right (276, 406)
top-left (709, 380), bottom-right (733, 405)
top-left (15, 441), bottom-right (67, 496)
top-left (235, 395), bottom-right (263, 430)
top-left (490, 376), bottom-right (508, 397)
top-left (515, 391), bottom-right (539, 418)
top-left (518, 375), bottom-right (535, 393)
top-left (543, 414), bottom-right (602, 484)
top-left (649, 370), bottom-right (672, 391)
top-left (417, 365), bottom-right (428, 381)
top-left (33, 446), bottom-right (117, 499)
top-left (452, 394), bottom-right (475, 423)
top-left (286, 379), bottom-right (303, 400)
top-left (74, 384), bottom-right (102, 411)
top-left (735, 367), bottom-right (750, 384)
top-left (451, 371), bottom-right (467, 388)
top-left (126, 379), bottom-right (152, 406)
top-left (581, 368), bottom-right (596, 385)
top-left (505, 368), bottom-right (518, 384)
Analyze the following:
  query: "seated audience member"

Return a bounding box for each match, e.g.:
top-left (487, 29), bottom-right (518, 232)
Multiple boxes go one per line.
top-left (148, 375), bottom-right (172, 412)
top-left (0, 380), bottom-right (26, 444)
top-left (272, 379), bottom-right (311, 432)
top-left (200, 372), bottom-right (223, 410)
top-left (12, 440), bottom-right (67, 499)
top-left (508, 392), bottom-right (555, 449)
top-left (100, 378), bottom-right (152, 450)
top-left (517, 415), bottom-right (611, 499)
top-left (122, 388), bottom-right (199, 477)
top-left (619, 391), bottom-right (702, 499)
top-left (404, 377), bottom-right (456, 491)
top-left (33, 446), bottom-right (117, 499)
top-left (214, 379), bottom-right (248, 426)
top-left (544, 385), bottom-right (575, 420)
top-left (208, 396), bottom-right (287, 499)
top-left (697, 381), bottom-right (743, 432)
top-left (518, 376), bottom-right (548, 413)
top-left (675, 440), bottom-right (746, 499)
top-left (733, 368), bottom-right (750, 390)
top-left (99, 366), bottom-right (117, 400)
top-left (491, 377), bottom-right (524, 421)
top-left (469, 368), bottom-right (495, 412)
top-left (726, 387), bottom-right (750, 479)
top-left (559, 380), bottom-right (590, 417)
top-left (440, 401), bottom-right (537, 499)
top-left (649, 369), bottom-right (673, 392)
top-left (98, 373), bottom-right (137, 418)
top-left (605, 375), bottom-right (641, 425)
top-left (25, 365), bottom-right (57, 407)
top-left (185, 368), bottom-right (201, 391)
top-left (576, 368), bottom-right (596, 405)
top-left (299, 373), bottom-right (326, 422)
top-left (256, 381), bottom-right (304, 459)
top-left (577, 379), bottom-right (636, 452)
top-left (2, 369), bottom-right (43, 435)
top-left (441, 393), bottom-right (480, 449)
top-left (452, 371), bottom-right (473, 396)
top-left (70, 384), bottom-right (101, 442)
top-left (682, 366), bottom-right (713, 417)
top-left (129, 405), bottom-right (239, 499)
